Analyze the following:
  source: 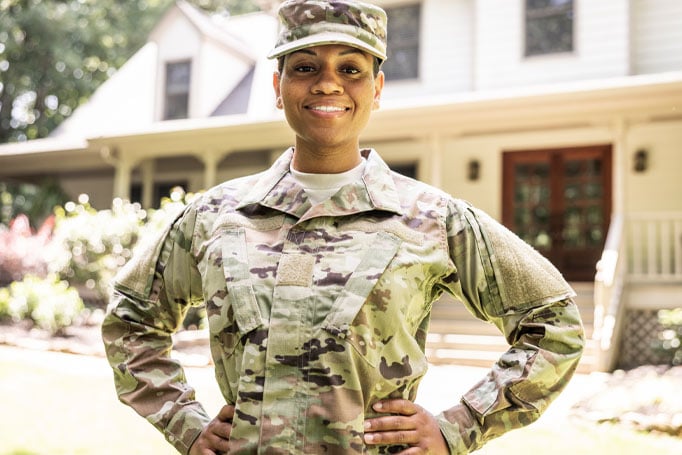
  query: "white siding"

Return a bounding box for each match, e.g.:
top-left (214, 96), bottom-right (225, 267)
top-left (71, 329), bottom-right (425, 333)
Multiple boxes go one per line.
top-left (152, 11), bottom-right (202, 121)
top-left (632, 0), bottom-right (682, 74)
top-left (379, 0), bottom-right (474, 101)
top-left (475, 0), bottom-right (630, 90)
top-left (197, 42), bottom-right (252, 117)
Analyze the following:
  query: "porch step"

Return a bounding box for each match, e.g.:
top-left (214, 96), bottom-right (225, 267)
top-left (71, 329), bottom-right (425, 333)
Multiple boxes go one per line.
top-left (426, 283), bottom-right (596, 374)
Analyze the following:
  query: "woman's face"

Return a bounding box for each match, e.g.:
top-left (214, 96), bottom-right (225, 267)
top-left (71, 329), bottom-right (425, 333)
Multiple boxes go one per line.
top-left (273, 44), bottom-right (384, 157)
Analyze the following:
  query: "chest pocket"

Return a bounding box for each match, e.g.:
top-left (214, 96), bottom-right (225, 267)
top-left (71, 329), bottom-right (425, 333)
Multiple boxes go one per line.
top-left (322, 231), bottom-right (402, 366)
top-left (209, 229), bottom-right (264, 355)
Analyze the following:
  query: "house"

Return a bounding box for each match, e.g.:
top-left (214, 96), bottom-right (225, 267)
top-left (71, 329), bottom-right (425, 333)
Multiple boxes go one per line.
top-left (1, 0), bottom-right (681, 372)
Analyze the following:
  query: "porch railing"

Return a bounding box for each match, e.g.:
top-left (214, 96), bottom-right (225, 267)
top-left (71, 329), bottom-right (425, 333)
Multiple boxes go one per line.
top-left (627, 212), bottom-right (682, 282)
top-left (593, 211), bottom-right (682, 371)
top-left (593, 213), bottom-right (627, 371)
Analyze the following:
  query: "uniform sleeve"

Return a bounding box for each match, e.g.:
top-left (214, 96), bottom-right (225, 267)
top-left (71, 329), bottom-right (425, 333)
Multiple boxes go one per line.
top-left (101, 206), bottom-right (211, 455)
top-left (435, 200), bottom-right (585, 453)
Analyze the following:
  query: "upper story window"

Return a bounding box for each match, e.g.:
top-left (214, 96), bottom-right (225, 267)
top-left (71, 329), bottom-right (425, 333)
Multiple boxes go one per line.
top-left (163, 60), bottom-right (191, 120)
top-left (524, 0), bottom-right (574, 57)
top-left (383, 3), bottom-right (421, 81)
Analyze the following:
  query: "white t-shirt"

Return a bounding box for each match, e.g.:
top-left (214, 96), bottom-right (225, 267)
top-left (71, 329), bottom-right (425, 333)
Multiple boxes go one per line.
top-left (290, 159), bottom-right (366, 205)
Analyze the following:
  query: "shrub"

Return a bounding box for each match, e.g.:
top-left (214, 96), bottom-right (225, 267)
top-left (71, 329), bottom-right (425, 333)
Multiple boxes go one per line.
top-left (47, 188), bottom-right (197, 303)
top-left (654, 308), bottom-right (682, 366)
top-left (0, 214), bottom-right (54, 287)
top-left (0, 274), bottom-right (84, 334)
top-left (0, 179), bottom-right (69, 229)
top-left (46, 197), bottom-right (146, 300)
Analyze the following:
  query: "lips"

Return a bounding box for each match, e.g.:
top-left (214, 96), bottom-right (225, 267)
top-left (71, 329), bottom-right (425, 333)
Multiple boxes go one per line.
top-left (306, 104), bottom-right (349, 113)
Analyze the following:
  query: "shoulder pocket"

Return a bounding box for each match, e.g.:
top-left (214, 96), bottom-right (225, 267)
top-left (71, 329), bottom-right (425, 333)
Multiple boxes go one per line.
top-left (467, 208), bottom-right (574, 316)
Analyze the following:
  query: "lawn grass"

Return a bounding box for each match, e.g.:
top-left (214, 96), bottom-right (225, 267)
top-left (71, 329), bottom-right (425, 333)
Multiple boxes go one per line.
top-left (1, 346), bottom-right (681, 454)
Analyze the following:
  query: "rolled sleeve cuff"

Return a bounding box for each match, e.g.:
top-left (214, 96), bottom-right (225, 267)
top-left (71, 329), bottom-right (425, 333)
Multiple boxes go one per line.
top-left (164, 406), bottom-right (211, 455)
top-left (436, 403), bottom-right (482, 454)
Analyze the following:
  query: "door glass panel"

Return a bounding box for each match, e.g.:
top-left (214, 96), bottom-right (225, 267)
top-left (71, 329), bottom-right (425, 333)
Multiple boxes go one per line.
top-left (503, 146), bottom-right (611, 281)
top-left (513, 162), bottom-right (551, 249)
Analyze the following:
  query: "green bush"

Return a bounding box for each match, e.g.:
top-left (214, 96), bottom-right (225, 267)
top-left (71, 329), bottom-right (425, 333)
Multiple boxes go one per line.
top-left (47, 188), bottom-right (197, 302)
top-left (0, 179), bottom-right (70, 229)
top-left (46, 197), bottom-right (146, 300)
top-left (655, 308), bottom-right (682, 366)
top-left (0, 274), bottom-right (84, 334)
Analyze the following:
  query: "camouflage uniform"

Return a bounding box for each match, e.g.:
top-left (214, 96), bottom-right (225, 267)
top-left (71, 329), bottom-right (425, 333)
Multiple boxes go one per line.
top-left (102, 148), bottom-right (584, 454)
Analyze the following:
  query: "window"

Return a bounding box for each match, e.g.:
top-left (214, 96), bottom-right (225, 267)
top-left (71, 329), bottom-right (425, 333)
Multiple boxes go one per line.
top-left (383, 3), bottom-right (421, 81)
top-left (524, 0), bottom-right (574, 57)
top-left (163, 60), bottom-right (191, 120)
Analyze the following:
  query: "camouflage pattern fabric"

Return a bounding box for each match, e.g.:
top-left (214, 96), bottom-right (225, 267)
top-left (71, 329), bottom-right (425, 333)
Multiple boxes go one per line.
top-left (102, 148), bottom-right (584, 454)
top-left (268, 0), bottom-right (388, 61)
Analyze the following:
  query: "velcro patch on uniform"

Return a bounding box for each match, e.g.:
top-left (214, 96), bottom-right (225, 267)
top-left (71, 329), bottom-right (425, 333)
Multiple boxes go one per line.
top-left (343, 219), bottom-right (424, 244)
top-left (276, 254), bottom-right (315, 287)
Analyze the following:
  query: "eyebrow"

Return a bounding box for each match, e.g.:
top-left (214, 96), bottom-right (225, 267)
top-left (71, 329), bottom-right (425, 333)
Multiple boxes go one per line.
top-left (291, 48), bottom-right (366, 57)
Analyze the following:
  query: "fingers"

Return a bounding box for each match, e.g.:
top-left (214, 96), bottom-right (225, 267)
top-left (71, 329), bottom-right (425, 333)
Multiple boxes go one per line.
top-left (363, 400), bottom-right (449, 454)
top-left (189, 406), bottom-right (235, 455)
top-left (216, 404), bottom-right (235, 422)
top-left (372, 399), bottom-right (419, 416)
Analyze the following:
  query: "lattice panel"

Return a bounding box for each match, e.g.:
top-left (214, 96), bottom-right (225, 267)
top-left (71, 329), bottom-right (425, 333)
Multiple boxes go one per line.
top-left (617, 309), bottom-right (671, 369)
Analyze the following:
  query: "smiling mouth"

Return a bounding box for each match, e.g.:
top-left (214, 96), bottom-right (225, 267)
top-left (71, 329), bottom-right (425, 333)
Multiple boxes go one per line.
top-left (306, 105), bottom-right (349, 113)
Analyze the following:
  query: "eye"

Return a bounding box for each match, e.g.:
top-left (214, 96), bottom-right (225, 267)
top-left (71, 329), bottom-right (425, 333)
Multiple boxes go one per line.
top-left (340, 66), bottom-right (361, 75)
top-left (294, 64), bottom-right (316, 73)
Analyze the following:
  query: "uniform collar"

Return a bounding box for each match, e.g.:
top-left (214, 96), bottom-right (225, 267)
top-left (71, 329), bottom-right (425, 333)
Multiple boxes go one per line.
top-left (236, 147), bottom-right (403, 219)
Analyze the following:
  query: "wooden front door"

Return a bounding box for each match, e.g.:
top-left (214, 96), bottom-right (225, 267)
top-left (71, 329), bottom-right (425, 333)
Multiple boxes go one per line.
top-left (502, 145), bottom-right (612, 281)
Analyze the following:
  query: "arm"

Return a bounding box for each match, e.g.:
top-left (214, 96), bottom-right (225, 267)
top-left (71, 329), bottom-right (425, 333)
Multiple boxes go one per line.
top-left (101, 207), bottom-right (211, 454)
top-left (435, 202), bottom-right (585, 453)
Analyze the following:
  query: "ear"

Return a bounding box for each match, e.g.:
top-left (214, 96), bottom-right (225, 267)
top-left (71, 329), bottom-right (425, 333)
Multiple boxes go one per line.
top-left (273, 71), bottom-right (283, 109)
top-left (373, 71), bottom-right (385, 110)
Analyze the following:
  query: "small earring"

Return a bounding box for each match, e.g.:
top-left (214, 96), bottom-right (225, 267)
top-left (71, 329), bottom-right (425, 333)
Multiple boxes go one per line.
top-left (276, 97), bottom-right (283, 108)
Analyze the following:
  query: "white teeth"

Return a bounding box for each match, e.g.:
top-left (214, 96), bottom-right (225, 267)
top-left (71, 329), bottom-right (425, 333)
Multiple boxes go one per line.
top-left (311, 105), bottom-right (345, 112)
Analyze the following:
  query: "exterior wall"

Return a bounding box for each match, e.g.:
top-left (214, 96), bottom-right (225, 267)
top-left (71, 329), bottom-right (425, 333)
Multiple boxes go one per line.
top-left (475, 0), bottom-right (630, 90)
top-left (59, 172), bottom-right (115, 210)
top-left (378, 0), bottom-right (474, 100)
top-left (631, 0), bottom-right (682, 74)
top-left (625, 119), bottom-right (682, 212)
top-left (435, 126), bottom-right (616, 219)
top-left (152, 10), bottom-right (202, 120)
top-left (197, 42), bottom-right (252, 116)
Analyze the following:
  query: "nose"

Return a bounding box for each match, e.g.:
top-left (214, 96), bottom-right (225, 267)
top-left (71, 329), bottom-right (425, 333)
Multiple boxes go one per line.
top-left (311, 67), bottom-right (343, 95)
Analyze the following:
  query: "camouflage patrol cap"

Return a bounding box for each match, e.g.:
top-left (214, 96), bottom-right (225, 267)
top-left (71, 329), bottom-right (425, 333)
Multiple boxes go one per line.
top-left (267, 0), bottom-right (388, 61)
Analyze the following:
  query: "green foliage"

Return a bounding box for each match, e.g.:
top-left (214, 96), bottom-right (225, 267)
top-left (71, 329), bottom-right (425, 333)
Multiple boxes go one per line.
top-left (0, 274), bottom-right (84, 334)
top-left (47, 187), bottom-right (196, 301)
top-left (654, 308), bottom-right (682, 366)
top-left (46, 197), bottom-right (146, 299)
top-left (0, 179), bottom-right (70, 228)
top-left (0, 0), bottom-right (260, 143)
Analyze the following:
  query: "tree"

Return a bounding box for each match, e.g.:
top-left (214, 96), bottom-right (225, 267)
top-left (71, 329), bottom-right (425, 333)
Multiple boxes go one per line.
top-left (0, 0), bottom-right (260, 144)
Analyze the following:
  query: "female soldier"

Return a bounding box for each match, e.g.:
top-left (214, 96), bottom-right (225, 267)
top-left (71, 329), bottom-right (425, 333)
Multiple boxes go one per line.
top-left (102, 1), bottom-right (584, 454)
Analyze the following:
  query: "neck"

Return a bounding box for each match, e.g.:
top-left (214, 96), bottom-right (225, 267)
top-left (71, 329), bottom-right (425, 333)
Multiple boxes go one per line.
top-left (291, 144), bottom-right (363, 174)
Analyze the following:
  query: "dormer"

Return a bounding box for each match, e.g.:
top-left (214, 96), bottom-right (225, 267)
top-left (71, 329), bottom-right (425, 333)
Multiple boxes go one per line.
top-left (148, 0), bottom-right (261, 121)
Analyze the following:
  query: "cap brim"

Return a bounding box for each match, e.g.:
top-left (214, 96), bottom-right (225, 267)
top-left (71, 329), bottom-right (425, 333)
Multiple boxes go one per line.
top-left (267, 31), bottom-right (386, 61)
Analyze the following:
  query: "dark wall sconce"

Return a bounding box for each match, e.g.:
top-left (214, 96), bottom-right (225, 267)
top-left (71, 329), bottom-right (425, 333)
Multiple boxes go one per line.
top-left (633, 149), bottom-right (648, 173)
top-left (467, 159), bottom-right (481, 181)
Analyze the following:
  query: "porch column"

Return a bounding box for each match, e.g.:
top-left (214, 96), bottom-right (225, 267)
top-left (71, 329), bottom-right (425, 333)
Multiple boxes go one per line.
top-left (200, 149), bottom-right (221, 190)
top-left (611, 117), bottom-right (627, 214)
top-left (113, 160), bottom-right (133, 203)
top-left (427, 133), bottom-right (444, 189)
top-left (140, 159), bottom-right (155, 208)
